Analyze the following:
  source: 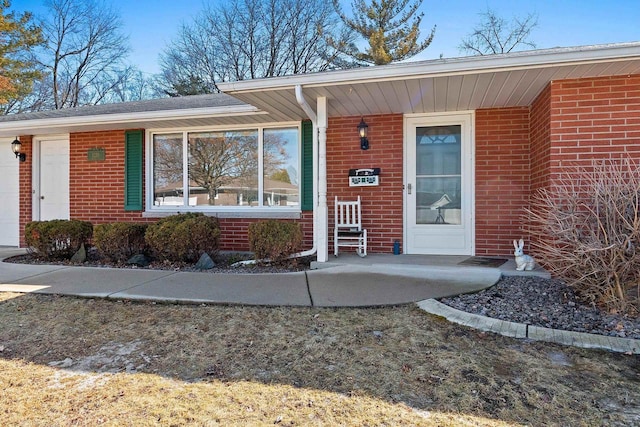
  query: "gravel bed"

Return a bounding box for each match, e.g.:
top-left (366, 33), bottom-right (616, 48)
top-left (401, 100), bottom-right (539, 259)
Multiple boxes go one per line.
top-left (440, 275), bottom-right (640, 340)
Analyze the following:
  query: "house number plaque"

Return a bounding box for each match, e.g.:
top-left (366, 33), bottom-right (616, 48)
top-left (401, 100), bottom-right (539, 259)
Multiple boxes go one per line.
top-left (87, 148), bottom-right (106, 161)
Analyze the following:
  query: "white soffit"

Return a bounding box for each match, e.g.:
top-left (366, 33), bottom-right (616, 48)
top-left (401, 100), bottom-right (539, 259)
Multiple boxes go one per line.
top-left (219, 42), bottom-right (640, 119)
top-left (3, 42), bottom-right (640, 137)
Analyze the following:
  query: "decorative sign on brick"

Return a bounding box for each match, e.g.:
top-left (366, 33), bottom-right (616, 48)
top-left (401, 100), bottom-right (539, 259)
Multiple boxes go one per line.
top-left (348, 168), bottom-right (380, 186)
top-left (87, 147), bottom-right (106, 161)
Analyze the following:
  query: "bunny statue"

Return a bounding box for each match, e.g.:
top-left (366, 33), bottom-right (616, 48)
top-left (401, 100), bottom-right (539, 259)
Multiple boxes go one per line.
top-left (513, 239), bottom-right (536, 271)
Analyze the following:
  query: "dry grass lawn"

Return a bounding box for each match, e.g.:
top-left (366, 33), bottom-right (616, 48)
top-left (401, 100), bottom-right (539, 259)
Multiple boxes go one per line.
top-left (1, 292), bottom-right (639, 426)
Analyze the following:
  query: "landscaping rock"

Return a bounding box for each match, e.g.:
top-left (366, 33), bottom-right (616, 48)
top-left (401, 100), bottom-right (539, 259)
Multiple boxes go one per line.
top-left (195, 253), bottom-right (216, 270)
top-left (71, 243), bottom-right (87, 263)
top-left (127, 254), bottom-right (150, 267)
top-left (48, 357), bottom-right (74, 368)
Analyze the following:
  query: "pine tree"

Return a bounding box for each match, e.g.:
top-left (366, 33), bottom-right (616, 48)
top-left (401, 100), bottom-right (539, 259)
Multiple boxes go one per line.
top-left (329, 0), bottom-right (435, 65)
top-left (0, 0), bottom-right (43, 106)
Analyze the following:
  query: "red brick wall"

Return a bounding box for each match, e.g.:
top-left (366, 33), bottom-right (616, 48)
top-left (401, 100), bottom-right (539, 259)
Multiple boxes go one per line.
top-left (327, 111), bottom-right (532, 257)
top-left (530, 84), bottom-right (552, 193)
top-left (475, 108), bottom-right (531, 256)
top-left (17, 129), bottom-right (313, 252)
top-left (549, 74), bottom-right (640, 175)
top-left (18, 135), bottom-right (33, 247)
top-left (70, 130), bottom-right (149, 223)
top-left (298, 211), bottom-right (314, 250)
top-left (20, 74), bottom-right (640, 256)
top-left (475, 75), bottom-right (640, 257)
top-left (326, 114), bottom-right (404, 254)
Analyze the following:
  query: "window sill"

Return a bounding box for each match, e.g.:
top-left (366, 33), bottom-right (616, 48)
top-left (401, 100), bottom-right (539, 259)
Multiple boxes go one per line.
top-left (142, 209), bottom-right (302, 220)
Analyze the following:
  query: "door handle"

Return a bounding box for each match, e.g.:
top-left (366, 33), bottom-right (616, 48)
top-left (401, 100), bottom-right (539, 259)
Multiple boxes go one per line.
top-left (40, 196), bottom-right (45, 200)
top-left (407, 183), bottom-right (412, 194)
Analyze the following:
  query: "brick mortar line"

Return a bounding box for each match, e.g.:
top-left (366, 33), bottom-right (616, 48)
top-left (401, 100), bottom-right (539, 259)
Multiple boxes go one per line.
top-left (416, 298), bottom-right (640, 355)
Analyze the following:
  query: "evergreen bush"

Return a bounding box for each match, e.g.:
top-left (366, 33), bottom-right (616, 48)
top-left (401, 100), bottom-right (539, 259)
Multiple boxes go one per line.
top-left (24, 219), bottom-right (93, 260)
top-left (145, 213), bottom-right (220, 262)
top-left (94, 222), bottom-right (148, 262)
top-left (248, 220), bottom-right (302, 263)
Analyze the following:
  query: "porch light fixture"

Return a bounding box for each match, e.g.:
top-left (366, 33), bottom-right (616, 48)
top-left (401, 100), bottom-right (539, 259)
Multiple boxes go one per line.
top-left (357, 118), bottom-right (369, 150)
top-left (11, 138), bottom-right (26, 162)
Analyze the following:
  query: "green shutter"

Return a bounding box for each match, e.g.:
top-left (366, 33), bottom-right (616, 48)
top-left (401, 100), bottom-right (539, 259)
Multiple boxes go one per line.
top-left (301, 120), bottom-right (314, 211)
top-left (124, 130), bottom-right (143, 211)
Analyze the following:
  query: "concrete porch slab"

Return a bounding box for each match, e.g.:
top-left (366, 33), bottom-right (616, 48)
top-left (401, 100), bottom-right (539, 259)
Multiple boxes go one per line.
top-left (306, 264), bottom-right (501, 307)
top-left (313, 253), bottom-right (551, 279)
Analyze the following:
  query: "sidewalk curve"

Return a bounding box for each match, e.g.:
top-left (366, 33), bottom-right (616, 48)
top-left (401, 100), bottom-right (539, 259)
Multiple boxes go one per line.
top-left (2, 248), bottom-right (635, 354)
top-left (0, 249), bottom-right (501, 307)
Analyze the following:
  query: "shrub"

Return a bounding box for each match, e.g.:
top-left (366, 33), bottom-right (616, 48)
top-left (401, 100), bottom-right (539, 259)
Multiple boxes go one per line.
top-left (526, 158), bottom-right (640, 315)
top-left (248, 220), bottom-right (303, 263)
top-left (145, 213), bottom-right (220, 262)
top-left (25, 219), bottom-right (93, 260)
top-left (94, 222), bottom-right (148, 262)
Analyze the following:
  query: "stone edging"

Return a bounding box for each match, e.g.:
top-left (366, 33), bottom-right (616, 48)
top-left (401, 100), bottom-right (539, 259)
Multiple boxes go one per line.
top-left (416, 299), bottom-right (640, 354)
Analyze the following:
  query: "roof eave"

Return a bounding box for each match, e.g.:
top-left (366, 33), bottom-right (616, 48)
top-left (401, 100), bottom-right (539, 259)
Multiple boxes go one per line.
top-left (2, 104), bottom-right (263, 135)
top-left (218, 42), bottom-right (640, 93)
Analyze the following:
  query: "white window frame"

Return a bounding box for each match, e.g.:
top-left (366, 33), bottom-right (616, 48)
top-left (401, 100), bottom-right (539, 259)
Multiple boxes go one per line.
top-left (144, 122), bottom-right (302, 219)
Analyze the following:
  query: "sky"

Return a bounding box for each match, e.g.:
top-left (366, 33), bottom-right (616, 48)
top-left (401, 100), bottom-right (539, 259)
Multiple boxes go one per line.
top-left (12, 0), bottom-right (640, 76)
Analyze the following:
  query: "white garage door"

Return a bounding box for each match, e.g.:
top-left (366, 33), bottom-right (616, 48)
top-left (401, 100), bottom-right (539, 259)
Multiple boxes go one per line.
top-left (0, 138), bottom-right (20, 246)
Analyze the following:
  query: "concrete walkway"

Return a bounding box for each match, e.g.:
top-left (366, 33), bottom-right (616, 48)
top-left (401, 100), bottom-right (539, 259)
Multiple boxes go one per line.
top-left (0, 249), bottom-right (501, 307)
top-left (1, 248), bottom-right (638, 353)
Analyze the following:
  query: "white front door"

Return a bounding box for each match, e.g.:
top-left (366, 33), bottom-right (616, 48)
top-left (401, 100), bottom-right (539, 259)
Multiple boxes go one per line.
top-left (0, 138), bottom-right (19, 245)
top-left (37, 137), bottom-right (70, 221)
top-left (404, 113), bottom-right (474, 255)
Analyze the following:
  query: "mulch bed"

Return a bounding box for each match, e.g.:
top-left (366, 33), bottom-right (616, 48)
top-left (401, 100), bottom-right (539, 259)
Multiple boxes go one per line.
top-left (5, 250), bottom-right (313, 274)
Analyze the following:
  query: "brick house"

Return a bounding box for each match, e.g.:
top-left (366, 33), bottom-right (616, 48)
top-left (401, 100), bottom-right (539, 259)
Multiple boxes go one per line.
top-left (1, 42), bottom-right (639, 263)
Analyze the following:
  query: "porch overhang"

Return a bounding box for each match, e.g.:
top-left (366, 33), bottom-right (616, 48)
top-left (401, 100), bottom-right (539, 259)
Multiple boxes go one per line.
top-left (218, 42), bottom-right (640, 119)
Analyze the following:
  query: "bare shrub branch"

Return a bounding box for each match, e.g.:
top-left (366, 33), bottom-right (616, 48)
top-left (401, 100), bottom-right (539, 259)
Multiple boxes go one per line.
top-left (526, 158), bottom-right (640, 315)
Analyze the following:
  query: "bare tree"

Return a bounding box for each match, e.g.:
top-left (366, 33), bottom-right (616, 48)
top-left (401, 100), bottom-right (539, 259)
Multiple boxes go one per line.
top-left (156, 18), bottom-right (219, 97)
top-left (460, 8), bottom-right (538, 55)
top-left (183, 130), bottom-right (290, 206)
top-left (328, 0), bottom-right (436, 65)
top-left (98, 67), bottom-right (156, 103)
top-left (38, 0), bottom-right (130, 108)
top-left (153, 136), bottom-right (184, 195)
top-left (157, 0), bottom-right (347, 96)
top-left (188, 132), bottom-right (259, 205)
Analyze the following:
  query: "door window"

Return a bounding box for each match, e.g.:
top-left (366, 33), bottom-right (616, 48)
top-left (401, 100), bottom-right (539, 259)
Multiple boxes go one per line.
top-left (415, 125), bottom-right (462, 225)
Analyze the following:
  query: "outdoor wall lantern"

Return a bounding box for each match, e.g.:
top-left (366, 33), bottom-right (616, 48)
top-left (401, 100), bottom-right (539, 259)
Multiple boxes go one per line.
top-left (11, 137), bottom-right (26, 162)
top-left (358, 118), bottom-right (369, 150)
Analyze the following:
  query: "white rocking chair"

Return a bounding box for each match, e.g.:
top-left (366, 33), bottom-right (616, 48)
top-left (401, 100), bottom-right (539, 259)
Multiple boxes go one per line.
top-left (334, 196), bottom-right (367, 257)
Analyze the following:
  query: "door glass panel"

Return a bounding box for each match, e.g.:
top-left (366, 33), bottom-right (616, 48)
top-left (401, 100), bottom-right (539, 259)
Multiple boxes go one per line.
top-left (415, 125), bottom-right (461, 225)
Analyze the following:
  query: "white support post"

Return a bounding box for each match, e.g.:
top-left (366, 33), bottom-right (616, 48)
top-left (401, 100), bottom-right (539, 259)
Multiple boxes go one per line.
top-left (316, 96), bottom-right (328, 262)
